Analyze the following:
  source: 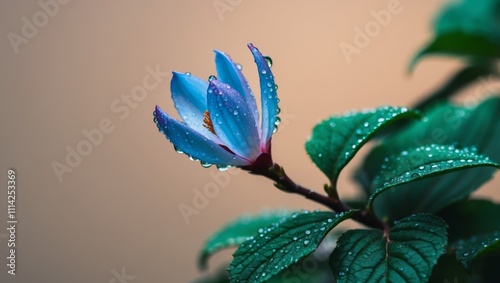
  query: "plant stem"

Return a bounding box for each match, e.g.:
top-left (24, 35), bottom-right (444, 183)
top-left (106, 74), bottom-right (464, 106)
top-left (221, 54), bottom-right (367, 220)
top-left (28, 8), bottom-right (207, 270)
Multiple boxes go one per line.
top-left (251, 163), bottom-right (386, 230)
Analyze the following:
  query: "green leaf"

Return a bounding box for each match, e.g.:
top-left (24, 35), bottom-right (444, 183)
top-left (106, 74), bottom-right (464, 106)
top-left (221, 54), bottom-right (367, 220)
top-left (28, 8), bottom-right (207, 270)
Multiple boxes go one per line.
top-left (410, 0), bottom-right (500, 69)
top-left (427, 253), bottom-right (470, 283)
top-left (368, 144), bottom-right (499, 210)
top-left (411, 33), bottom-right (500, 70)
top-left (228, 210), bottom-right (354, 283)
top-left (453, 231), bottom-right (500, 271)
top-left (198, 210), bottom-right (293, 270)
top-left (412, 63), bottom-right (498, 111)
top-left (305, 106), bottom-right (419, 185)
top-left (330, 214), bottom-right (448, 283)
top-left (356, 97), bottom-right (500, 220)
top-left (438, 199), bottom-right (500, 242)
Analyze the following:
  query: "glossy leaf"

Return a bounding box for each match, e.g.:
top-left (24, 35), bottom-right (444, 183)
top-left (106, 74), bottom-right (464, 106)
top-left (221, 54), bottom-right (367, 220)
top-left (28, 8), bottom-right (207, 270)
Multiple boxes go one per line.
top-left (368, 144), bottom-right (499, 210)
top-left (411, 0), bottom-right (500, 69)
top-left (228, 210), bottom-right (354, 283)
top-left (330, 214), bottom-right (448, 283)
top-left (305, 106), bottom-right (419, 186)
top-left (453, 231), bottom-right (500, 271)
top-left (356, 97), bottom-right (500, 220)
top-left (198, 210), bottom-right (293, 269)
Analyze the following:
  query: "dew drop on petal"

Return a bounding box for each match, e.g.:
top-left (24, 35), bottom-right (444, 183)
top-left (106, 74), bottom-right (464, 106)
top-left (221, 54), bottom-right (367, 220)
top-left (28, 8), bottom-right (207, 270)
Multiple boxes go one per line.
top-left (263, 56), bottom-right (273, 68)
top-left (217, 165), bottom-right (229, 171)
top-left (200, 161), bottom-right (212, 168)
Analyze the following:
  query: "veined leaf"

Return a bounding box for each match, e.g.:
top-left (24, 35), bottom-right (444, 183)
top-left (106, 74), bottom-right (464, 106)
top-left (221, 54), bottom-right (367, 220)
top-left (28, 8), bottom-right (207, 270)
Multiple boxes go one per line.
top-left (330, 214), bottom-right (448, 283)
top-left (368, 144), bottom-right (499, 210)
top-left (229, 210), bottom-right (354, 283)
top-left (198, 210), bottom-right (293, 269)
top-left (305, 106), bottom-right (419, 187)
top-left (356, 97), bottom-right (500, 220)
top-left (453, 231), bottom-right (500, 271)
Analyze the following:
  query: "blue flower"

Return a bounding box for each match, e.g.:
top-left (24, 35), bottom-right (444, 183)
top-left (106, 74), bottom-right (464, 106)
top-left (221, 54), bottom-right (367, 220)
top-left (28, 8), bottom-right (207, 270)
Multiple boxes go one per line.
top-left (154, 44), bottom-right (279, 168)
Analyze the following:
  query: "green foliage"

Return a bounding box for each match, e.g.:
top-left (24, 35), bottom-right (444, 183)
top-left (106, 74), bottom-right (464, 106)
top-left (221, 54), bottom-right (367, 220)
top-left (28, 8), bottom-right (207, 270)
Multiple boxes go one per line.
top-left (330, 214), bottom-right (448, 283)
top-left (411, 0), bottom-right (500, 69)
top-left (198, 210), bottom-right (293, 270)
top-left (453, 231), bottom-right (500, 271)
top-left (305, 106), bottom-right (419, 186)
top-left (438, 199), bottom-right (500, 241)
top-left (368, 144), bottom-right (499, 212)
top-left (228, 210), bottom-right (354, 283)
top-left (192, 1), bottom-right (500, 282)
top-left (357, 97), bottom-right (500, 220)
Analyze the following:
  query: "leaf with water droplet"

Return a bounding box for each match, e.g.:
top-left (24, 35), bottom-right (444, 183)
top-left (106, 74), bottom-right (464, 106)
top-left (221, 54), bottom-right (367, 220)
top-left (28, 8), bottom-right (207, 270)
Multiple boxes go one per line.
top-left (305, 106), bottom-right (419, 187)
top-left (452, 231), bottom-right (500, 271)
top-left (357, 97), bottom-right (500, 220)
top-left (198, 210), bottom-right (293, 270)
top-left (229, 210), bottom-right (354, 283)
top-left (330, 214), bottom-right (448, 283)
top-left (368, 144), bottom-right (499, 211)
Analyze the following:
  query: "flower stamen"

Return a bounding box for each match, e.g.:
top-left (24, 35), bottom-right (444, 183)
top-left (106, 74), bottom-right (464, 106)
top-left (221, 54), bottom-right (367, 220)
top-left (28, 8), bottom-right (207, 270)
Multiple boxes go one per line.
top-left (203, 110), bottom-right (216, 135)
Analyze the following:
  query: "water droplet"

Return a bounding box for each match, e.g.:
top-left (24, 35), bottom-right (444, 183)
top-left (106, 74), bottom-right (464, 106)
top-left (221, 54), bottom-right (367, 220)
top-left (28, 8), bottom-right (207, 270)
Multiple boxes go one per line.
top-left (208, 75), bottom-right (217, 82)
top-left (233, 110), bottom-right (238, 115)
top-left (305, 230), bottom-right (311, 235)
top-left (274, 116), bottom-right (281, 125)
top-left (261, 69), bottom-right (267, 75)
top-left (184, 72), bottom-right (191, 76)
top-left (293, 237), bottom-right (298, 241)
top-left (174, 146), bottom-right (184, 154)
top-left (303, 240), bottom-right (310, 245)
top-left (263, 56), bottom-right (273, 68)
top-left (236, 63), bottom-right (242, 70)
top-left (200, 161), bottom-right (212, 168)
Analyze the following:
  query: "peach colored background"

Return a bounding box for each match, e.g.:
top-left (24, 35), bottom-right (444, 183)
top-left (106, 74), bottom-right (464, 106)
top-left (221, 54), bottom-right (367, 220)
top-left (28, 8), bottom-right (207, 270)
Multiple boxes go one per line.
top-left (1, 1), bottom-right (498, 282)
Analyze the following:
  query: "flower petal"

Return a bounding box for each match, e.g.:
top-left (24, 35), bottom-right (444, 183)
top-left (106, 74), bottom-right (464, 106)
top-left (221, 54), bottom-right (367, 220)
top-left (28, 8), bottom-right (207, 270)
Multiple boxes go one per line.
top-left (154, 105), bottom-right (249, 166)
top-left (248, 43), bottom-right (279, 150)
top-left (207, 80), bottom-right (261, 161)
top-left (170, 72), bottom-right (214, 138)
top-left (214, 50), bottom-right (259, 128)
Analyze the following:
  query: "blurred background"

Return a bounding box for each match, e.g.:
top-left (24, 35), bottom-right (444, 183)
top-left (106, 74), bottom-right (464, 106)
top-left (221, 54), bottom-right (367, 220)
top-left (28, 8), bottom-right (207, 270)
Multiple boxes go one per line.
top-left (1, 1), bottom-right (499, 282)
